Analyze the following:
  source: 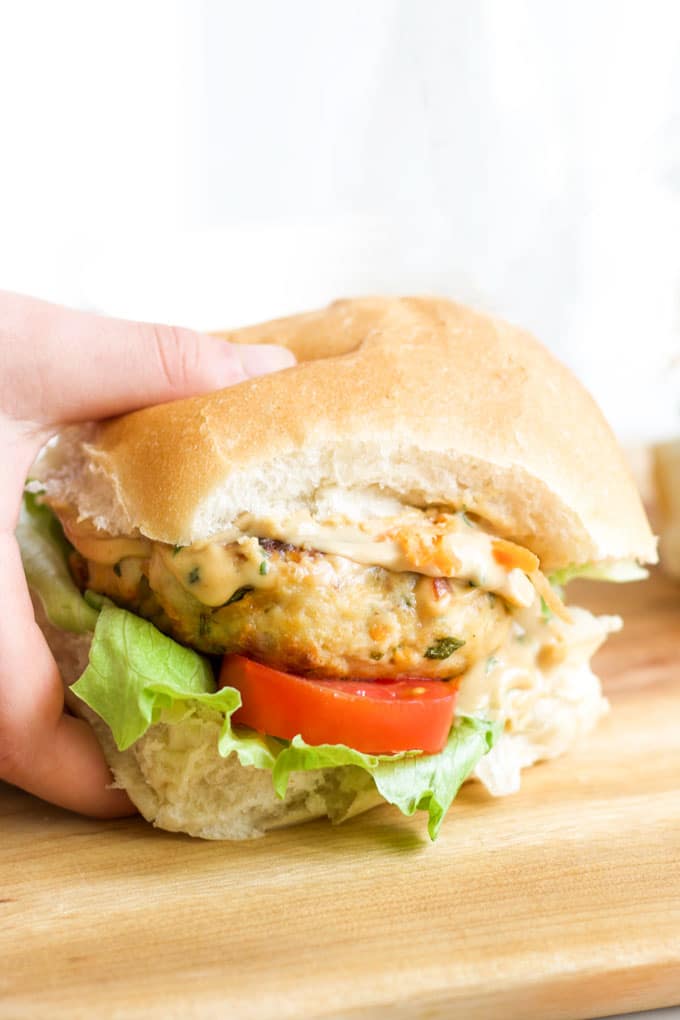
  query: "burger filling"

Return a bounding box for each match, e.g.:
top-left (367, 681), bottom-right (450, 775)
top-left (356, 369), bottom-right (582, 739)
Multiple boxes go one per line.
top-left (57, 500), bottom-right (616, 772)
top-left (60, 505), bottom-right (564, 682)
top-left (21, 492), bottom-right (621, 833)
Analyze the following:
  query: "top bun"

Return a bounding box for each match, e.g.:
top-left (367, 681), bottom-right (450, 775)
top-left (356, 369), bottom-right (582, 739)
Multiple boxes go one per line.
top-left (39, 297), bottom-right (656, 572)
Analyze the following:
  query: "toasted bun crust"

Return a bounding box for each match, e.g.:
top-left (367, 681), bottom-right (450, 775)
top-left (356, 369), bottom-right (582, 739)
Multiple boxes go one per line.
top-left (39, 297), bottom-right (656, 571)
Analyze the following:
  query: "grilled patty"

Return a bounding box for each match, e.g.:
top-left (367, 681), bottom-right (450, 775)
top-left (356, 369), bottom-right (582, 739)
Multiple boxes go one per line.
top-left (75, 538), bottom-right (511, 679)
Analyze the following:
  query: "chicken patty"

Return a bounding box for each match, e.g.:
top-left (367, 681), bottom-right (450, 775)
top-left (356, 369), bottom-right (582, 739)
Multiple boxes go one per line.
top-left (75, 537), bottom-right (512, 679)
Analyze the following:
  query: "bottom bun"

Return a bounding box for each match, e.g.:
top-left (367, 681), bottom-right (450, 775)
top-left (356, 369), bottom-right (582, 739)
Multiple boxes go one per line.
top-left (83, 704), bottom-right (382, 840)
top-left (37, 604), bottom-right (382, 840)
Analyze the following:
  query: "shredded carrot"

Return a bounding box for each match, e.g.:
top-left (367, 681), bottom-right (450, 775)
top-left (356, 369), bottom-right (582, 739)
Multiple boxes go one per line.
top-left (394, 529), bottom-right (461, 575)
top-left (530, 569), bottom-right (572, 623)
top-left (491, 538), bottom-right (540, 574)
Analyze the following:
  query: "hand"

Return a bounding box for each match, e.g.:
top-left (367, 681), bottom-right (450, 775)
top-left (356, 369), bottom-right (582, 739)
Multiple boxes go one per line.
top-left (0, 290), bottom-right (294, 817)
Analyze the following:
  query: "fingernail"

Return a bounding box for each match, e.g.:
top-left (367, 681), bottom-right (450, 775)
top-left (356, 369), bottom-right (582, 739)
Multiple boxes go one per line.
top-left (237, 343), bottom-right (296, 378)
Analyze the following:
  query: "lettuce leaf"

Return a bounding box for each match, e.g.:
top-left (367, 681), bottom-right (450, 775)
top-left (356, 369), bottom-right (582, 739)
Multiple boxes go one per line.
top-left (273, 718), bottom-right (497, 839)
top-left (17, 491), bottom-right (99, 633)
top-left (19, 493), bottom-right (498, 837)
top-left (549, 559), bottom-right (648, 586)
top-left (372, 718), bottom-right (497, 838)
top-left (72, 606), bottom-right (280, 769)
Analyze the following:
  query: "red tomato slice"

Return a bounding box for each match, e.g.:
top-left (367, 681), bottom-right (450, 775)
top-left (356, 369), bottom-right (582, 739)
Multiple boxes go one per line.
top-left (219, 655), bottom-right (457, 754)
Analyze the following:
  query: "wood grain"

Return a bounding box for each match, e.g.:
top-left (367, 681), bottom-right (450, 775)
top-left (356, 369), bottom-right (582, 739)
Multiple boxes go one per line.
top-left (1, 570), bottom-right (679, 1019)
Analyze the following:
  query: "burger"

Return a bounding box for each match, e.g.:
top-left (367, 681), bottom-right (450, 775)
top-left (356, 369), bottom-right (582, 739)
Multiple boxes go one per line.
top-left (20, 297), bottom-right (656, 839)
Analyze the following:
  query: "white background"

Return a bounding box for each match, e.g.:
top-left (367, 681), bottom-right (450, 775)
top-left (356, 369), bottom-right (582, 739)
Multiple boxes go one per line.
top-left (0, 0), bottom-right (679, 442)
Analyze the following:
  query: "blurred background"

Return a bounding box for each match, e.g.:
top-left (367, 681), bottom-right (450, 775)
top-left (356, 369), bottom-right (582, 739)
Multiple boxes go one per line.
top-left (0, 0), bottom-right (679, 442)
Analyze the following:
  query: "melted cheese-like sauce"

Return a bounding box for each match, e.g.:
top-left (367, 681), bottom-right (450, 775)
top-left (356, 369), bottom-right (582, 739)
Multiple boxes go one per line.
top-left (59, 505), bottom-right (537, 609)
top-left (155, 537), bottom-right (276, 608)
top-left (235, 512), bottom-right (535, 607)
top-left (60, 513), bottom-right (151, 565)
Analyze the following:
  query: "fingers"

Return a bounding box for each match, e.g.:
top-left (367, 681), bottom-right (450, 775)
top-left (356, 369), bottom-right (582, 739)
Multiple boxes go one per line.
top-left (0, 290), bottom-right (296, 818)
top-left (0, 289), bottom-right (295, 425)
top-left (0, 532), bottom-right (134, 817)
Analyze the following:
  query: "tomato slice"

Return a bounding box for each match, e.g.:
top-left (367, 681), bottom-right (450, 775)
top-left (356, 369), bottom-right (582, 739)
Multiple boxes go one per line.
top-left (219, 655), bottom-right (457, 754)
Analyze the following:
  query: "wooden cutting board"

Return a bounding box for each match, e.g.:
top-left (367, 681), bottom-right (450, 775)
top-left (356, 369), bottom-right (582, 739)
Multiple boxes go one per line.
top-left (1, 569), bottom-right (679, 1019)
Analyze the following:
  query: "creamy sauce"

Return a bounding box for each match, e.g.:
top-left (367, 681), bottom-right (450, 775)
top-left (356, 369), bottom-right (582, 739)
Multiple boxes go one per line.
top-left (457, 603), bottom-right (620, 796)
top-left (457, 603), bottom-right (621, 718)
top-left (58, 504), bottom-right (538, 610)
top-left (155, 537), bottom-right (276, 608)
top-left (235, 511), bottom-right (536, 608)
top-left (60, 513), bottom-right (151, 565)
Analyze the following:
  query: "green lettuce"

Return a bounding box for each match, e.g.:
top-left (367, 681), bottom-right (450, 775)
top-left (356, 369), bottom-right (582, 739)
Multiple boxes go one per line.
top-left (72, 605), bottom-right (280, 770)
top-left (18, 493), bottom-right (498, 837)
top-left (273, 718), bottom-right (497, 839)
top-left (17, 491), bottom-right (99, 633)
top-left (549, 559), bottom-right (648, 586)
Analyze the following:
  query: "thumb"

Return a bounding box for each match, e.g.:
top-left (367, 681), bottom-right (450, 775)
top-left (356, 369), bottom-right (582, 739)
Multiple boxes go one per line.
top-left (1, 290), bottom-right (295, 425)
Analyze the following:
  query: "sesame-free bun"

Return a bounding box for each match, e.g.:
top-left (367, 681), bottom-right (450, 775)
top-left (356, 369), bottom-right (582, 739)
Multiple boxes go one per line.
top-left (33, 606), bottom-right (381, 840)
top-left (38, 297), bottom-right (656, 572)
top-left (85, 706), bottom-right (382, 840)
